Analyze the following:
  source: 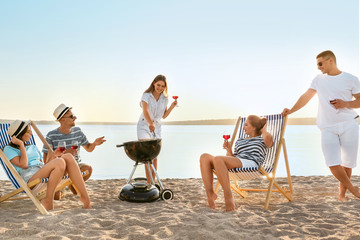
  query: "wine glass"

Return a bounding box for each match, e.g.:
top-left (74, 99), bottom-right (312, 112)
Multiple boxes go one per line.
top-left (71, 140), bottom-right (79, 150)
top-left (222, 131), bottom-right (231, 149)
top-left (57, 141), bottom-right (66, 152)
top-left (172, 96), bottom-right (179, 107)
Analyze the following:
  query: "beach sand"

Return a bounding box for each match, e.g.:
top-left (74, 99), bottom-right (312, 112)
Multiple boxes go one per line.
top-left (1, 176), bottom-right (360, 240)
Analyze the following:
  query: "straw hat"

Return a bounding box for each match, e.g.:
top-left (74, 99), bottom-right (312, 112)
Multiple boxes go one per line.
top-left (53, 104), bottom-right (72, 120)
top-left (8, 120), bottom-right (30, 137)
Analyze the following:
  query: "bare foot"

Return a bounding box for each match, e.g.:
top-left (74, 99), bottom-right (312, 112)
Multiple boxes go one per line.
top-left (338, 195), bottom-right (347, 202)
top-left (206, 191), bottom-right (217, 209)
top-left (225, 197), bottom-right (236, 212)
top-left (41, 198), bottom-right (54, 210)
top-left (80, 195), bottom-right (91, 209)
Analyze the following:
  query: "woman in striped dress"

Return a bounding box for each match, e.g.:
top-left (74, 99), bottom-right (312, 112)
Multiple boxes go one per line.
top-left (200, 115), bottom-right (273, 211)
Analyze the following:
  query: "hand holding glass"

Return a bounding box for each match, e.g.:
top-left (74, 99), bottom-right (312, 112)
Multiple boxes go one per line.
top-left (71, 140), bottom-right (79, 149)
top-left (172, 96), bottom-right (179, 107)
top-left (57, 141), bottom-right (66, 152)
top-left (223, 132), bottom-right (231, 149)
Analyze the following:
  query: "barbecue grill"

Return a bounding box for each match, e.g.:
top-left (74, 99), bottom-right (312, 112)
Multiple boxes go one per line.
top-left (116, 139), bottom-right (173, 202)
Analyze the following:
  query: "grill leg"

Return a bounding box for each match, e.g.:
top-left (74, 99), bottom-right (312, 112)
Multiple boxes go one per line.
top-left (127, 162), bottom-right (139, 184)
top-left (150, 162), bottom-right (164, 191)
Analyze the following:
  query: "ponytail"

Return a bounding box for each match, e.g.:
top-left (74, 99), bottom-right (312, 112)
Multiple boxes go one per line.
top-left (247, 115), bottom-right (267, 136)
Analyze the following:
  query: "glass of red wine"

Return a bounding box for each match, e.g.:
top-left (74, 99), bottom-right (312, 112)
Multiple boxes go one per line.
top-left (57, 141), bottom-right (66, 152)
top-left (71, 140), bottom-right (79, 150)
top-left (223, 134), bottom-right (231, 140)
top-left (172, 96), bottom-right (179, 107)
top-left (222, 131), bottom-right (231, 149)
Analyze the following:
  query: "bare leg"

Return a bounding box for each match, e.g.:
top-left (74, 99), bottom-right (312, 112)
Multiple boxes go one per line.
top-left (213, 156), bottom-right (243, 211)
top-left (61, 154), bottom-right (91, 208)
top-left (69, 164), bottom-right (93, 195)
top-left (338, 167), bottom-right (352, 202)
top-left (29, 158), bottom-right (66, 210)
top-left (200, 153), bottom-right (218, 209)
top-left (145, 157), bottom-right (157, 184)
top-left (329, 165), bottom-right (360, 199)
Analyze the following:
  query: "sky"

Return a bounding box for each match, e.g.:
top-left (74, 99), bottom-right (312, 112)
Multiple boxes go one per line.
top-left (0, 0), bottom-right (359, 123)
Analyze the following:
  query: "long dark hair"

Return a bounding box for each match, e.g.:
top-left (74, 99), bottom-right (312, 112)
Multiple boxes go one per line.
top-left (144, 74), bottom-right (168, 97)
top-left (9, 125), bottom-right (30, 149)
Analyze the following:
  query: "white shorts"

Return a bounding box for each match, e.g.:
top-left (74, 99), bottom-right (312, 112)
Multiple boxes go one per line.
top-left (137, 119), bottom-right (161, 139)
top-left (238, 158), bottom-right (259, 168)
top-left (320, 119), bottom-right (359, 168)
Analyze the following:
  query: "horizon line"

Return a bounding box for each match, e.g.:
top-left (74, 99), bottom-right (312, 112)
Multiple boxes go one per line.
top-left (1, 117), bottom-right (320, 125)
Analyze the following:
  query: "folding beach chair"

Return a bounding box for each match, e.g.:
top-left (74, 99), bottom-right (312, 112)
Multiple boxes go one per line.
top-left (0, 121), bottom-right (87, 215)
top-left (214, 114), bottom-right (293, 210)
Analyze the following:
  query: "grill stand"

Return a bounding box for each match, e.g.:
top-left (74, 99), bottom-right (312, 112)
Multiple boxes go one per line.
top-left (125, 160), bottom-right (173, 201)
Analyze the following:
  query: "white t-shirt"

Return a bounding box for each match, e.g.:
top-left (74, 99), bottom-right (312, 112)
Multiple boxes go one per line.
top-left (310, 72), bottom-right (360, 128)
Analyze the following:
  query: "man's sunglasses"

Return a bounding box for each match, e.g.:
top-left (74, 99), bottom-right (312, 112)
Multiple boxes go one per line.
top-left (63, 115), bottom-right (76, 120)
top-left (317, 58), bottom-right (330, 67)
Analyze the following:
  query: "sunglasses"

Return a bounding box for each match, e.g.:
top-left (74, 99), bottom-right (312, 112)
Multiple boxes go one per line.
top-left (317, 58), bottom-right (330, 67)
top-left (63, 114), bottom-right (76, 120)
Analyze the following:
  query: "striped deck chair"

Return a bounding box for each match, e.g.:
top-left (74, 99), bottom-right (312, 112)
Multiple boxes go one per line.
top-left (0, 121), bottom-right (87, 215)
top-left (214, 114), bottom-right (293, 210)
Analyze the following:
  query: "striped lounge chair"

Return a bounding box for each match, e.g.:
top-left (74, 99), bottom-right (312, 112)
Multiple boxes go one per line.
top-left (0, 121), bottom-right (88, 215)
top-left (214, 114), bottom-right (293, 209)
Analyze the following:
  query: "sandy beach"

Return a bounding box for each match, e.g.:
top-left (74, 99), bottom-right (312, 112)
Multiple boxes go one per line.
top-left (1, 176), bottom-right (360, 240)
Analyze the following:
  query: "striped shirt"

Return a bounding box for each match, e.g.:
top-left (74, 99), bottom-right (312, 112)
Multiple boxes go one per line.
top-left (234, 136), bottom-right (267, 166)
top-left (42, 127), bottom-right (89, 164)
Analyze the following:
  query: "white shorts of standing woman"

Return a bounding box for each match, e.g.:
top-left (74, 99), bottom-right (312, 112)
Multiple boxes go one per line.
top-left (137, 118), bottom-right (162, 139)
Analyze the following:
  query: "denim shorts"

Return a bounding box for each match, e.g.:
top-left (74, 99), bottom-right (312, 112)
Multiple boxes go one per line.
top-left (19, 165), bottom-right (42, 183)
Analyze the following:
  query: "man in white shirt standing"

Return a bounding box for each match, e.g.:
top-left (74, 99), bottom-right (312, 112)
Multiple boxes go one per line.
top-left (282, 50), bottom-right (360, 201)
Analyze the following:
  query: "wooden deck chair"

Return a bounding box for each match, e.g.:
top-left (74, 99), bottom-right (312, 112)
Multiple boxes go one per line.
top-left (214, 114), bottom-right (293, 210)
top-left (0, 121), bottom-right (88, 215)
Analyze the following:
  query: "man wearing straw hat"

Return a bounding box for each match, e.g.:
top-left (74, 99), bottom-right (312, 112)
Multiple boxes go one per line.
top-left (282, 50), bottom-right (360, 202)
top-left (42, 104), bottom-right (106, 194)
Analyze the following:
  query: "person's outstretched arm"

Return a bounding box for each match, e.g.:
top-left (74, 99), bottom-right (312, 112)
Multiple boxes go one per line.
top-left (282, 88), bottom-right (316, 116)
top-left (162, 101), bottom-right (177, 119)
top-left (83, 137), bottom-right (106, 152)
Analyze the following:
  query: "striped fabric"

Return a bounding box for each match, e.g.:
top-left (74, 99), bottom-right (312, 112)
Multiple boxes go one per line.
top-left (228, 114), bottom-right (285, 180)
top-left (0, 123), bottom-right (37, 189)
top-left (0, 123), bottom-right (73, 190)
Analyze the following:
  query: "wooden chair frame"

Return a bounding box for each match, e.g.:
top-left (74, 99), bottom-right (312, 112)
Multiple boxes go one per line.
top-left (0, 121), bottom-right (88, 215)
top-left (214, 114), bottom-right (293, 210)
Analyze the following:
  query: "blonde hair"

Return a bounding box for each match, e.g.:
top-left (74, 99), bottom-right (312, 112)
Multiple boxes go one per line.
top-left (144, 74), bottom-right (168, 97)
top-left (247, 115), bottom-right (267, 136)
top-left (317, 50), bottom-right (337, 64)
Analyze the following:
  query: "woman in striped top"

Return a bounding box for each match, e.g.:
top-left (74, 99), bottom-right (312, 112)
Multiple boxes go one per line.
top-left (200, 115), bottom-right (273, 211)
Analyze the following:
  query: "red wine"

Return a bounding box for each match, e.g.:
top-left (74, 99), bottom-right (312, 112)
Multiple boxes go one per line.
top-left (71, 146), bottom-right (78, 149)
top-left (58, 147), bottom-right (66, 151)
top-left (223, 135), bottom-right (230, 140)
top-left (172, 96), bottom-right (178, 100)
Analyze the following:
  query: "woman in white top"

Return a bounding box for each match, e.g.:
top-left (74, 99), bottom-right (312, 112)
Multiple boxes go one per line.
top-left (200, 115), bottom-right (273, 211)
top-left (137, 74), bottom-right (177, 182)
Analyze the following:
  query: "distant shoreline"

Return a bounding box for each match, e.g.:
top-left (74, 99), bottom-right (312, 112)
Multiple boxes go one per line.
top-left (0, 118), bottom-right (321, 125)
